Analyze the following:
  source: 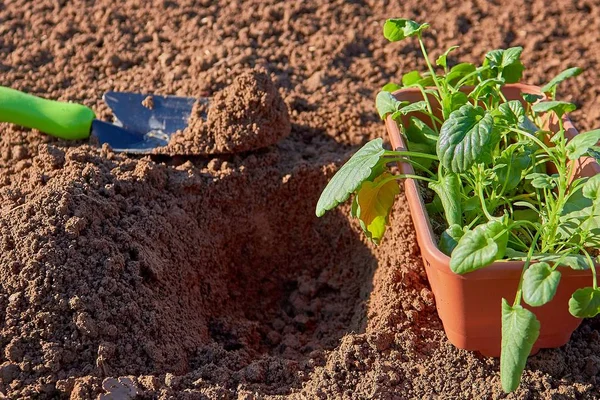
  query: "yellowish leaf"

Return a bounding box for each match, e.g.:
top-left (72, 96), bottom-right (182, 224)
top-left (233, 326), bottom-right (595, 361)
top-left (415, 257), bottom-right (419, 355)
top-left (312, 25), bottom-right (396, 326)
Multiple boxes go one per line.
top-left (355, 173), bottom-right (400, 243)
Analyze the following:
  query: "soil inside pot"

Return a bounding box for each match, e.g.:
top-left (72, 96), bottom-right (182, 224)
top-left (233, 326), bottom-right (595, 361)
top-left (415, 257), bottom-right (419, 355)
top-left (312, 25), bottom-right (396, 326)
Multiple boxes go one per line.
top-left (1, 0), bottom-right (600, 399)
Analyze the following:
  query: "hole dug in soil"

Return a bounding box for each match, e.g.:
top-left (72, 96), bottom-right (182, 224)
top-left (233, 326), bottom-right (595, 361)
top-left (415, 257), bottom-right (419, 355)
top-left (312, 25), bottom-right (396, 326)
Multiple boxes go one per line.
top-left (0, 129), bottom-right (381, 398)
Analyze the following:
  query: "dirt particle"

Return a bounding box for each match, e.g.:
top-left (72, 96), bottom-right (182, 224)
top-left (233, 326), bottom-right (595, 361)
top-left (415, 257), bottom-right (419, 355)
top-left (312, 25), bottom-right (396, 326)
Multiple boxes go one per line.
top-left (304, 70), bottom-right (328, 92)
top-left (164, 373), bottom-right (181, 388)
top-left (75, 312), bottom-right (98, 338)
top-left (0, 362), bottom-right (20, 384)
top-left (37, 144), bottom-right (65, 170)
top-left (4, 340), bottom-right (24, 363)
top-left (244, 362), bottom-right (266, 383)
top-left (137, 375), bottom-right (160, 391)
top-left (55, 378), bottom-right (75, 394)
top-left (141, 95), bottom-right (154, 110)
top-left (65, 216), bottom-right (87, 237)
top-left (585, 356), bottom-right (600, 376)
top-left (12, 145), bottom-right (28, 161)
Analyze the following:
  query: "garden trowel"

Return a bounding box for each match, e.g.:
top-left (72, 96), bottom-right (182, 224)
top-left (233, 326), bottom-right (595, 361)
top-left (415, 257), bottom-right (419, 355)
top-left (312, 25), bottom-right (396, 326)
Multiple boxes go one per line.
top-left (0, 86), bottom-right (208, 154)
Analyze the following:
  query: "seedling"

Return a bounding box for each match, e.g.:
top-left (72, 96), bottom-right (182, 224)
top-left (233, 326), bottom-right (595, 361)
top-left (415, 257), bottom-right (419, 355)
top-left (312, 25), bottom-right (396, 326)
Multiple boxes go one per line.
top-left (316, 18), bottom-right (598, 393)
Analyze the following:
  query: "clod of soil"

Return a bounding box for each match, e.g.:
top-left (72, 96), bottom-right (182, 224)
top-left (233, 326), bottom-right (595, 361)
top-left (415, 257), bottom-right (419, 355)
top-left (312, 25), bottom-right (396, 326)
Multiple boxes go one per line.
top-left (162, 70), bottom-right (291, 155)
top-left (141, 96), bottom-right (154, 110)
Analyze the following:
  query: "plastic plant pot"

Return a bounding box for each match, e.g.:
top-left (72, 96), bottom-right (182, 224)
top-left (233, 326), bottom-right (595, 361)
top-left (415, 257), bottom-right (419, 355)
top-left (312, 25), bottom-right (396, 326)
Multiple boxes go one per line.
top-left (384, 83), bottom-right (600, 357)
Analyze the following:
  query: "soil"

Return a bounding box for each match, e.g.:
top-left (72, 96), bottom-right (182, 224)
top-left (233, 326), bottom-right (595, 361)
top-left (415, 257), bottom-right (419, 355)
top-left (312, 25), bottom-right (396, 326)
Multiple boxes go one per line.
top-left (162, 70), bottom-right (291, 155)
top-left (141, 96), bottom-right (155, 110)
top-left (1, 0), bottom-right (600, 399)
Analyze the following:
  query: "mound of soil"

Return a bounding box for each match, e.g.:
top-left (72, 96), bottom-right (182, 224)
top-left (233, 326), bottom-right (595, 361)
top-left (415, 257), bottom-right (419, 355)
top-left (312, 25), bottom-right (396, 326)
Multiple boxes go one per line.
top-left (162, 70), bottom-right (291, 155)
top-left (1, 0), bottom-right (600, 399)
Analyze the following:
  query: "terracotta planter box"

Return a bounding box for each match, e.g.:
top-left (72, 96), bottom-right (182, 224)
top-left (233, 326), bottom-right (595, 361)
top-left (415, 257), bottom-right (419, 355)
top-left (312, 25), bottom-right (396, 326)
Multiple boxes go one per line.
top-left (385, 83), bottom-right (600, 357)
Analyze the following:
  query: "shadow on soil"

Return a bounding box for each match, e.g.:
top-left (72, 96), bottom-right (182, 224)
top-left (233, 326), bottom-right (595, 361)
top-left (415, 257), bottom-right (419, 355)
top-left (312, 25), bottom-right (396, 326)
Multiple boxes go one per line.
top-left (169, 138), bottom-right (378, 394)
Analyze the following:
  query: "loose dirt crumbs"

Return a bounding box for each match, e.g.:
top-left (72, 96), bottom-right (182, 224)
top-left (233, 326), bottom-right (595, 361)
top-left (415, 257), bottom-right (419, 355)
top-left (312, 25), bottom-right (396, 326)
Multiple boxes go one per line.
top-left (1, 0), bottom-right (600, 399)
top-left (141, 96), bottom-right (155, 110)
top-left (163, 70), bottom-right (291, 155)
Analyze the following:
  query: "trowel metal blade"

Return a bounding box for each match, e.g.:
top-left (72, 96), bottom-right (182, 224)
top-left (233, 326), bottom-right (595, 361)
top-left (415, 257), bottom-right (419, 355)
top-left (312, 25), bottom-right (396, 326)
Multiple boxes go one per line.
top-left (90, 120), bottom-right (167, 154)
top-left (103, 91), bottom-right (201, 136)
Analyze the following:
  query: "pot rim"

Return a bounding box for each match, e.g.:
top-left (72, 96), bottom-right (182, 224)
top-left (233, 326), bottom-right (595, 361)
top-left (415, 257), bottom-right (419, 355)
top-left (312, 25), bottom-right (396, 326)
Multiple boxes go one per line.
top-left (385, 83), bottom-right (600, 279)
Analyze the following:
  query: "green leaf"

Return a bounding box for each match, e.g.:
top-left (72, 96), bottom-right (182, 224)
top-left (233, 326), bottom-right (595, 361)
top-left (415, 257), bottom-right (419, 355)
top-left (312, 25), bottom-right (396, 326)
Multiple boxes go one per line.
top-left (587, 147), bottom-right (600, 163)
top-left (520, 116), bottom-right (540, 134)
top-left (496, 150), bottom-right (531, 191)
top-left (523, 262), bottom-right (561, 307)
top-left (468, 78), bottom-right (505, 99)
top-left (504, 250), bottom-right (589, 270)
top-left (583, 174), bottom-right (600, 200)
top-left (400, 101), bottom-right (429, 115)
top-left (355, 172), bottom-right (400, 244)
top-left (513, 208), bottom-right (539, 223)
top-left (525, 173), bottom-right (557, 189)
top-left (569, 287), bottom-right (600, 318)
top-left (497, 100), bottom-right (525, 126)
top-left (405, 117), bottom-right (438, 148)
top-left (436, 45), bottom-right (459, 68)
top-left (566, 129), bottom-right (600, 160)
top-left (376, 91), bottom-right (404, 119)
top-left (383, 19), bottom-right (429, 42)
top-left (541, 67), bottom-right (583, 94)
top-left (402, 70), bottom-right (422, 86)
top-left (547, 254), bottom-right (588, 270)
top-left (500, 299), bottom-right (540, 393)
top-left (485, 47), bottom-right (522, 68)
top-left (381, 82), bottom-right (402, 92)
top-left (316, 139), bottom-right (386, 217)
top-left (439, 224), bottom-right (464, 256)
top-left (437, 104), bottom-right (496, 173)
top-left (446, 63), bottom-right (476, 86)
top-left (522, 93), bottom-right (543, 103)
top-left (531, 100), bottom-right (576, 117)
top-left (416, 75), bottom-right (435, 87)
top-left (441, 91), bottom-right (468, 119)
top-left (450, 220), bottom-right (508, 274)
top-left (462, 196), bottom-right (481, 212)
top-left (563, 186), bottom-right (593, 215)
top-left (484, 47), bottom-right (525, 84)
top-left (503, 63), bottom-right (525, 83)
top-left (429, 173), bottom-right (462, 227)
top-left (484, 49), bottom-right (504, 68)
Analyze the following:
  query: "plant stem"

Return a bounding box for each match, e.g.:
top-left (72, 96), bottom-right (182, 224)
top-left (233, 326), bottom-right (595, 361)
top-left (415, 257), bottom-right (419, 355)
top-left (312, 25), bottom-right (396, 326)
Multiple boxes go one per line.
top-left (506, 193), bottom-right (536, 202)
top-left (415, 85), bottom-right (441, 131)
top-left (383, 150), bottom-right (439, 160)
top-left (478, 183), bottom-right (497, 221)
top-left (374, 173), bottom-right (436, 189)
top-left (583, 249), bottom-right (598, 289)
top-left (455, 65), bottom-right (491, 88)
top-left (396, 174), bottom-right (436, 183)
top-left (507, 127), bottom-right (556, 161)
top-left (418, 35), bottom-right (443, 95)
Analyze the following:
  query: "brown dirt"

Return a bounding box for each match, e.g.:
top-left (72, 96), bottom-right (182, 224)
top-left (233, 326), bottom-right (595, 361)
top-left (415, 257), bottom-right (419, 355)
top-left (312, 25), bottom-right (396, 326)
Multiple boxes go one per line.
top-left (141, 96), bottom-right (155, 110)
top-left (163, 70), bottom-right (291, 155)
top-left (1, 0), bottom-right (600, 399)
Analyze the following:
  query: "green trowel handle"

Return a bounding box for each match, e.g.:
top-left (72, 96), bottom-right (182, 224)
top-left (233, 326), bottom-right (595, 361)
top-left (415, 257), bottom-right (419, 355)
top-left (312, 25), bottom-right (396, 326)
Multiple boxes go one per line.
top-left (0, 86), bottom-right (95, 140)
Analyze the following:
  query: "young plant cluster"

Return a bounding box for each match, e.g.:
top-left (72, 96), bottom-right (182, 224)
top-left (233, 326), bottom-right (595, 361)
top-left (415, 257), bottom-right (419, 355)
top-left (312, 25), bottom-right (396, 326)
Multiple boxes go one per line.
top-left (316, 19), bottom-right (600, 392)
